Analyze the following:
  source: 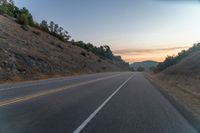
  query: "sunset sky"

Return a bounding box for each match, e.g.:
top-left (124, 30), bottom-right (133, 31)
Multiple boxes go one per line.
top-left (15, 0), bottom-right (200, 63)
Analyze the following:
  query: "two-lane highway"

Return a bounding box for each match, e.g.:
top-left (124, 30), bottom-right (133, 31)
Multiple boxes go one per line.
top-left (0, 72), bottom-right (198, 133)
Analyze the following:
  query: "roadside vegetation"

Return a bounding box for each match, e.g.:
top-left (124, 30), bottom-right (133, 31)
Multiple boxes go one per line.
top-left (155, 43), bottom-right (200, 72)
top-left (136, 66), bottom-right (145, 72)
top-left (0, 0), bottom-right (123, 62)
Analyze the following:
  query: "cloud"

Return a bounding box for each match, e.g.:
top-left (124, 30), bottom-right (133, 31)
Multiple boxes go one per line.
top-left (113, 46), bottom-right (189, 55)
top-left (113, 46), bottom-right (190, 62)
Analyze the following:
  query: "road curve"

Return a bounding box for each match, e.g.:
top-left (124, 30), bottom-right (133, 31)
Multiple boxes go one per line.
top-left (0, 72), bottom-right (197, 133)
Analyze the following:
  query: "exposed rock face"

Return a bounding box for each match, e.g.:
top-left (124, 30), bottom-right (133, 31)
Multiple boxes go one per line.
top-left (0, 15), bottom-right (129, 81)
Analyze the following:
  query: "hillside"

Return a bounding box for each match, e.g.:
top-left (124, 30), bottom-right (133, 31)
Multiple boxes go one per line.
top-left (158, 51), bottom-right (200, 93)
top-left (162, 51), bottom-right (200, 76)
top-left (0, 15), bottom-right (129, 82)
top-left (130, 60), bottom-right (158, 71)
top-left (151, 45), bottom-right (200, 119)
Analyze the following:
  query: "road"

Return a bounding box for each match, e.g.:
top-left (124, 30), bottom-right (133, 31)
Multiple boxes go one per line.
top-left (0, 72), bottom-right (197, 133)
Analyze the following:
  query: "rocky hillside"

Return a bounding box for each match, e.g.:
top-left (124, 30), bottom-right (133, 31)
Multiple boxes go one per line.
top-left (0, 15), bottom-right (129, 82)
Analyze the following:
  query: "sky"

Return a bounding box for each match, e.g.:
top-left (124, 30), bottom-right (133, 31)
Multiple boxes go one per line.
top-left (14, 0), bottom-right (200, 63)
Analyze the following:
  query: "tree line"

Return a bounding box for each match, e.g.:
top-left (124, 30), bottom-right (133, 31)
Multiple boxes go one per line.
top-left (0, 0), bottom-right (124, 61)
top-left (72, 41), bottom-right (114, 60)
top-left (73, 40), bottom-right (128, 62)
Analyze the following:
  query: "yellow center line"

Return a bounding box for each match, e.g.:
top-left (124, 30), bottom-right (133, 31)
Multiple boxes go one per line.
top-left (0, 74), bottom-right (122, 107)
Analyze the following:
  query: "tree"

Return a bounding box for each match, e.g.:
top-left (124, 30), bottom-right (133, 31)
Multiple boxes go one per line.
top-left (17, 12), bottom-right (28, 25)
top-left (0, 2), bottom-right (8, 14)
top-left (57, 27), bottom-right (63, 35)
top-left (53, 24), bottom-right (59, 34)
top-left (17, 7), bottom-right (33, 25)
top-left (103, 45), bottom-right (113, 59)
top-left (0, 0), bottom-right (15, 16)
top-left (49, 21), bottom-right (54, 33)
top-left (40, 20), bottom-right (49, 32)
top-left (0, 0), bottom-right (14, 4)
top-left (22, 7), bottom-right (33, 25)
top-left (63, 30), bottom-right (71, 41)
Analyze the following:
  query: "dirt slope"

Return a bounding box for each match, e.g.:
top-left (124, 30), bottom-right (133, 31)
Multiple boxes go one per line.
top-left (158, 51), bottom-right (200, 93)
top-left (0, 15), bottom-right (129, 82)
top-left (162, 51), bottom-right (200, 76)
top-left (152, 51), bottom-right (200, 119)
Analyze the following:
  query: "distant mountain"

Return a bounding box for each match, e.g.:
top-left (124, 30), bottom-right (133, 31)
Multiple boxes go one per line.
top-left (130, 61), bottom-right (159, 71)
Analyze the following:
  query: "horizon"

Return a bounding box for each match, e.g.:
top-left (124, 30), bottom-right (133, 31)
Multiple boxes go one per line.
top-left (15, 0), bottom-right (200, 63)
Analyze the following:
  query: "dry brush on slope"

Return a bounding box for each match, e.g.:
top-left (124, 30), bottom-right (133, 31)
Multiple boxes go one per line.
top-left (0, 15), bottom-right (129, 82)
top-left (150, 45), bottom-right (200, 120)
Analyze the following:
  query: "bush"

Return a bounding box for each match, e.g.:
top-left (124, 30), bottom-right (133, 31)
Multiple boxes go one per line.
top-left (74, 41), bottom-right (116, 60)
top-left (0, 2), bottom-right (16, 16)
top-left (97, 59), bottom-right (102, 63)
top-left (17, 13), bottom-right (29, 25)
top-left (21, 25), bottom-right (29, 31)
top-left (149, 66), bottom-right (156, 72)
top-left (32, 30), bottom-right (41, 36)
top-left (129, 67), bottom-right (135, 71)
top-left (137, 66), bottom-right (145, 72)
top-left (80, 51), bottom-right (86, 57)
top-left (0, 3), bottom-right (7, 15)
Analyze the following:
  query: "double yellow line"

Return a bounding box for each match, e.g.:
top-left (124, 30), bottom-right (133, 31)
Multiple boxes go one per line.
top-left (0, 74), bottom-right (121, 107)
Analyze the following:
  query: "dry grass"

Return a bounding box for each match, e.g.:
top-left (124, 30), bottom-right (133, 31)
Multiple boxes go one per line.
top-left (147, 73), bottom-right (200, 120)
top-left (147, 51), bottom-right (200, 119)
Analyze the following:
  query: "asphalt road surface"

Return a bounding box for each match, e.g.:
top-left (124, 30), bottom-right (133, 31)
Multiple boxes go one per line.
top-left (0, 72), bottom-right (198, 133)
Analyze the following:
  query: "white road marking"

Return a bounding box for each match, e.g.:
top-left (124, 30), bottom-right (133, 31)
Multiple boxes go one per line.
top-left (73, 74), bottom-right (134, 133)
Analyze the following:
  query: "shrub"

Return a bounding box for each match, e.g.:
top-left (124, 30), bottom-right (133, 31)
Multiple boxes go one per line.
top-left (81, 51), bottom-right (86, 57)
top-left (32, 30), bottom-right (41, 36)
top-left (97, 59), bottom-right (102, 63)
top-left (0, 3), bottom-right (7, 15)
top-left (129, 67), bottom-right (135, 71)
top-left (20, 25), bottom-right (29, 31)
top-left (0, 1), bottom-right (16, 16)
top-left (137, 66), bottom-right (145, 72)
top-left (149, 66), bottom-right (156, 72)
top-left (17, 13), bottom-right (28, 25)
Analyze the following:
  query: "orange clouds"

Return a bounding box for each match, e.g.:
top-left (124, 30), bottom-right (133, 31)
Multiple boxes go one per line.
top-left (113, 46), bottom-right (189, 63)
